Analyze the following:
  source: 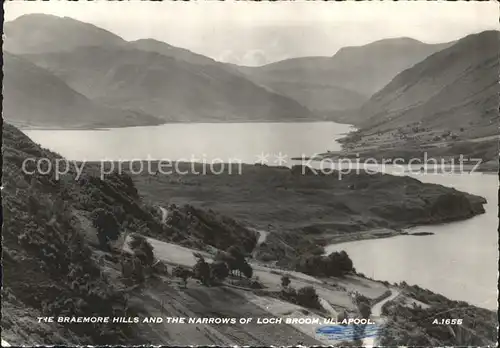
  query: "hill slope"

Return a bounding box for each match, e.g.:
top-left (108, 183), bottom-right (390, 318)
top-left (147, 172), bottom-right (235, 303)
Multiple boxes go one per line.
top-left (22, 46), bottom-right (315, 123)
top-left (238, 38), bottom-right (452, 115)
top-left (4, 14), bottom-right (126, 54)
top-left (129, 39), bottom-right (219, 66)
top-left (357, 30), bottom-right (498, 134)
top-left (335, 31), bottom-right (498, 169)
top-left (5, 13), bottom-right (317, 123)
top-left (2, 53), bottom-right (164, 128)
top-left (1, 123), bottom-right (258, 344)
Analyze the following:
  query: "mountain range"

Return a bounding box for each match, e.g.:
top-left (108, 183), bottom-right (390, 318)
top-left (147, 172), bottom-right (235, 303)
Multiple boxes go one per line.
top-left (236, 38), bottom-right (453, 114)
top-left (3, 13), bottom-right (497, 137)
top-left (350, 30), bottom-right (499, 140)
top-left (3, 14), bottom-right (314, 127)
top-left (3, 52), bottom-right (164, 129)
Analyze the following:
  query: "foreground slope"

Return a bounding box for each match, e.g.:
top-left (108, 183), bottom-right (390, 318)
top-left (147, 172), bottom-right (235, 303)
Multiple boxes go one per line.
top-left (238, 38), bottom-right (452, 115)
top-left (1, 123), bottom-right (255, 344)
top-left (2, 53), bottom-right (164, 128)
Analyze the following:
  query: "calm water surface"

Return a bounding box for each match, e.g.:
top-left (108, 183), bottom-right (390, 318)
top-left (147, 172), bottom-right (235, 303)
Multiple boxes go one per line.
top-left (24, 122), bottom-right (498, 309)
top-left (24, 122), bottom-right (353, 162)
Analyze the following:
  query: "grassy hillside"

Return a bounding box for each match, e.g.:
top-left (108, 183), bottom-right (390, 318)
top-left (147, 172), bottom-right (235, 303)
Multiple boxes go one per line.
top-left (379, 284), bottom-right (497, 346)
top-left (3, 53), bottom-right (164, 129)
top-left (1, 123), bottom-right (256, 344)
top-left (335, 31), bottom-right (499, 169)
top-left (357, 31), bottom-right (498, 135)
top-left (5, 13), bottom-right (317, 124)
top-left (21, 46), bottom-right (315, 123)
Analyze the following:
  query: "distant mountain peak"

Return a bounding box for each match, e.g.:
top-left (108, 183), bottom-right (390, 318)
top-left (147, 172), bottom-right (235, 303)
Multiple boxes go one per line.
top-left (333, 37), bottom-right (429, 57)
top-left (4, 13), bottom-right (125, 54)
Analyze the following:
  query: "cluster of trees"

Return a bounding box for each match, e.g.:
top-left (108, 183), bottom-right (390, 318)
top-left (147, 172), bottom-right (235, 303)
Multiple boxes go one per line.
top-left (214, 245), bottom-right (253, 279)
top-left (296, 250), bottom-right (354, 277)
top-left (191, 254), bottom-right (234, 287)
top-left (278, 275), bottom-right (321, 310)
top-left (171, 257), bottom-right (232, 288)
top-left (171, 245), bottom-right (254, 288)
top-left (280, 285), bottom-right (322, 310)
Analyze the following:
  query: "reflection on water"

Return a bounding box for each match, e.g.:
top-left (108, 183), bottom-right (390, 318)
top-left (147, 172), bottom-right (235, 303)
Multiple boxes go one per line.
top-left (24, 122), bottom-right (354, 162)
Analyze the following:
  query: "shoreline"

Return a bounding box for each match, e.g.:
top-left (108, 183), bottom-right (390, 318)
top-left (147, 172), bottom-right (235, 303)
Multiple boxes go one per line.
top-left (322, 228), bottom-right (436, 251)
top-left (16, 119), bottom-right (340, 131)
top-left (289, 155), bottom-right (498, 173)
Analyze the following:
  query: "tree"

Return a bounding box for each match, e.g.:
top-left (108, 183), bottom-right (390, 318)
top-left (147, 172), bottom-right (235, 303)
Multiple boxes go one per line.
top-left (240, 261), bottom-right (253, 279)
top-left (214, 250), bottom-right (238, 275)
top-left (216, 247), bottom-right (251, 278)
top-left (227, 245), bottom-right (246, 263)
top-left (210, 261), bottom-right (229, 282)
top-left (281, 275), bottom-right (291, 288)
top-left (91, 208), bottom-right (120, 250)
top-left (128, 234), bottom-right (155, 267)
top-left (193, 256), bottom-right (211, 286)
top-left (173, 266), bottom-right (193, 288)
top-left (297, 251), bottom-right (354, 277)
top-left (358, 302), bottom-right (372, 319)
top-left (296, 286), bottom-right (321, 309)
top-left (281, 286), bottom-right (297, 303)
top-left (337, 309), bottom-right (348, 324)
top-left (121, 256), bottom-right (145, 284)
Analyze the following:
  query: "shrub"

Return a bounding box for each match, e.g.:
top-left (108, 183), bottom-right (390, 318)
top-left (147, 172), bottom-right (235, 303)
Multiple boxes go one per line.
top-left (91, 208), bottom-right (120, 249)
top-left (121, 255), bottom-right (145, 284)
top-left (173, 266), bottom-right (193, 288)
top-left (193, 257), bottom-right (211, 286)
top-left (296, 286), bottom-right (321, 309)
top-left (240, 262), bottom-right (253, 279)
top-left (296, 250), bottom-right (354, 277)
top-left (280, 286), bottom-right (298, 303)
top-left (210, 261), bottom-right (229, 282)
top-left (358, 302), bottom-right (372, 319)
top-left (128, 234), bottom-right (155, 267)
top-left (250, 280), bottom-right (265, 289)
top-left (281, 275), bottom-right (291, 288)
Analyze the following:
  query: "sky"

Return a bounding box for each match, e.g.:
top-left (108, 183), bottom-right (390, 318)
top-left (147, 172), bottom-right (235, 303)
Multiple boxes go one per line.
top-left (5, 0), bottom-right (499, 66)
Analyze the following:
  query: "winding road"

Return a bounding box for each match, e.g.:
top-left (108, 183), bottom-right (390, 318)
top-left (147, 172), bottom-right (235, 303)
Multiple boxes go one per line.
top-left (362, 289), bottom-right (400, 347)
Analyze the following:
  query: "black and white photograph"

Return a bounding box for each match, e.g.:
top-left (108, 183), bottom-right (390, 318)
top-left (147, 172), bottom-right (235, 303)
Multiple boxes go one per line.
top-left (1, 1), bottom-right (499, 346)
